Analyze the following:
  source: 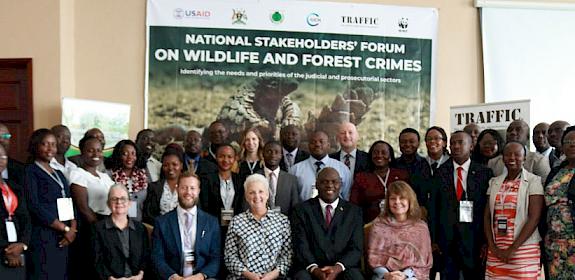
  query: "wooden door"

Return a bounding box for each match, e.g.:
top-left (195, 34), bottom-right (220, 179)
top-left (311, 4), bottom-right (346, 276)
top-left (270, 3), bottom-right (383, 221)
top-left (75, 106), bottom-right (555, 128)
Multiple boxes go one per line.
top-left (0, 58), bottom-right (33, 163)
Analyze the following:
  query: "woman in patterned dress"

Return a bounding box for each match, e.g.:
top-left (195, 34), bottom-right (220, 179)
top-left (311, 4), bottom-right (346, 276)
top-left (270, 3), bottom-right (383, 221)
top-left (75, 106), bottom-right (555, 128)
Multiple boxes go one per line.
top-left (484, 142), bottom-right (544, 279)
top-left (543, 126), bottom-right (575, 278)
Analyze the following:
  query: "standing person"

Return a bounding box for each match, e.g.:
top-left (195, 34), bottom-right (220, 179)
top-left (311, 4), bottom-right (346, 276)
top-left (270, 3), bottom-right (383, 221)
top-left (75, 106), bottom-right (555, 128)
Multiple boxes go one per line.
top-left (289, 131), bottom-right (352, 201)
top-left (484, 142), bottom-right (543, 279)
top-left (0, 123), bottom-right (25, 186)
top-left (367, 181), bottom-right (433, 280)
top-left (49, 125), bottom-right (77, 182)
top-left (329, 122), bottom-right (369, 178)
top-left (260, 141), bottom-right (299, 216)
top-left (533, 122), bottom-right (552, 158)
top-left (547, 120), bottom-right (570, 168)
top-left (69, 128), bottom-right (107, 172)
top-left (291, 168), bottom-right (364, 279)
top-left (471, 129), bottom-right (504, 166)
top-left (68, 135), bottom-right (115, 280)
top-left (107, 140), bottom-right (148, 222)
top-left (24, 129), bottom-right (77, 279)
top-left (238, 127), bottom-right (265, 179)
top-left (183, 130), bottom-right (217, 177)
top-left (93, 184), bottom-right (149, 280)
top-left (350, 140), bottom-right (409, 224)
top-left (463, 123), bottom-right (481, 149)
top-left (0, 144), bottom-right (30, 280)
top-left (151, 172), bottom-right (221, 280)
top-left (135, 129), bottom-right (161, 183)
top-left (224, 174), bottom-right (292, 280)
top-left (203, 121), bottom-right (231, 165)
top-left (542, 126), bottom-right (575, 278)
top-left (488, 120), bottom-right (550, 183)
top-left (424, 126), bottom-right (450, 176)
top-left (143, 145), bottom-right (184, 225)
top-left (430, 131), bottom-right (492, 279)
top-left (279, 125), bottom-right (308, 172)
top-left (396, 128), bottom-right (431, 207)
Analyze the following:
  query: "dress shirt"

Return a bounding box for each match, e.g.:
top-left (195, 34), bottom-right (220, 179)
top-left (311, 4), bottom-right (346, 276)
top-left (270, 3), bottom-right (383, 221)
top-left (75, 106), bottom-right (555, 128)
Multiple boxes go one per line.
top-left (339, 149), bottom-right (357, 176)
top-left (220, 177), bottom-right (236, 210)
top-left (69, 168), bottom-right (114, 215)
top-left (159, 181), bottom-right (178, 215)
top-left (538, 147), bottom-right (553, 158)
top-left (0, 168), bottom-right (6, 180)
top-left (453, 158), bottom-right (471, 197)
top-left (283, 148), bottom-right (299, 171)
top-left (224, 210), bottom-right (292, 279)
top-left (50, 157), bottom-right (78, 183)
top-left (289, 155), bottom-right (352, 201)
top-left (146, 157), bottom-right (162, 182)
top-left (319, 198), bottom-right (339, 221)
top-left (264, 167), bottom-right (280, 206)
top-left (177, 205), bottom-right (198, 277)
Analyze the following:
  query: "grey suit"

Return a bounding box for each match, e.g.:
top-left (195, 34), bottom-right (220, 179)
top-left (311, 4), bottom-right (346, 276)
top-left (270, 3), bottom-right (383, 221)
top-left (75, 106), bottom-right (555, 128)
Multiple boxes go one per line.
top-left (257, 169), bottom-right (300, 216)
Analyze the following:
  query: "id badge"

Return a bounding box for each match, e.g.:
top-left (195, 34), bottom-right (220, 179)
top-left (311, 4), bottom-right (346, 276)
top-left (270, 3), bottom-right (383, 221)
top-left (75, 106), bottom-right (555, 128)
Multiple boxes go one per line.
top-left (379, 199), bottom-right (386, 213)
top-left (310, 185), bottom-right (318, 198)
top-left (57, 197), bottom-right (75, 221)
top-left (5, 220), bottom-right (17, 242)
top-left (128, 199), bottom-right (138, 218)
top-left (459, 200), bottom-right (473, 223)
top-left (221, 209), bottom-right (233, 226)
top-left (497, 216), bottom-right (508, 235)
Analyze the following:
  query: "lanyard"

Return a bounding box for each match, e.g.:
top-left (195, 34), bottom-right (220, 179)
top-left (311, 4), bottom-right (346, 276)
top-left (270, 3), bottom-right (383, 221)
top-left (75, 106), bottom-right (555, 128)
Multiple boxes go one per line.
top-left (247, 160), bottom-right (258, 174)
top-left (35, 161), bottom-right (66, 198)
top-left (375, 169), bottom-right (390, 192)
top-left (1, 183), bottom-right (18, 219)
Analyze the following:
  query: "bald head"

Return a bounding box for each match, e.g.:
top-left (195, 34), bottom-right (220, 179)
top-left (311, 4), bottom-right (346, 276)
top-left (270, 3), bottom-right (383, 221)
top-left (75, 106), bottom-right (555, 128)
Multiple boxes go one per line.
top-left (548, 120), bottom-right (570, 149)
top-left (85, 128), bottom-right (105, 147)
top-left (506, 119), bottom-right (529, 145)
top-left (337, 122), bottom-right (359, 153)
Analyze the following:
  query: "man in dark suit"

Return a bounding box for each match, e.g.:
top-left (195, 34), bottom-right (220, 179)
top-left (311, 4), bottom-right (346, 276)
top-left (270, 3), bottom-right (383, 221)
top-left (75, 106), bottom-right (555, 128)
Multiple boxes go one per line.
top-left (183, 130), bottom-right (217, 177)
top-left (0, 123), bottom-right (25, 186)
top-left (152, 172), bottom-right (220, 280)
top-left (291, 167), bottom-right (363, 280)
top-left (260, 141), bottom-right (300, 216)
top-left (329, 122), bottom-right (369, 178)
top-left (280, 124), bottom-right (309, 172)
top-left (430, 131), bottom-right (493, 280)
top-left (202, 121), bottom-right (230, 165)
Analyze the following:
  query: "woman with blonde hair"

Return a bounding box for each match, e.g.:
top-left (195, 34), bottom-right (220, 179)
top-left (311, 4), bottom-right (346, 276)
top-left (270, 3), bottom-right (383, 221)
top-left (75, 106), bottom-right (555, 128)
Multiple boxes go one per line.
top-left (367, 181), bottom-right (433, 280)
top-left (238, 127), bottom-right (265, 178)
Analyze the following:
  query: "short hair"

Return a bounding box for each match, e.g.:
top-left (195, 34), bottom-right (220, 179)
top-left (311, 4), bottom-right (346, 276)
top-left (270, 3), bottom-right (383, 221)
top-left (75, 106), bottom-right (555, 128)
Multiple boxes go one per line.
top-left (503, 141), bottom-right (527, 157)
top-left (317, 167), bottom-right (341, 182)
top-left (79, 135), bottom-right (102, 152)
top-left (178, 170), bottom-right (200, 185)
top-left (367, 140), bottom-right (396, 171)
top-left (216, 143), bottom-right (236, 155)
top-left (399, 128), bottom-right (420, 142)
top-left (425, 126), bottom-right (449, 155)
top-left (50, 124), bottom-right (69, 133)
top-left (383, 180), bottom-right (421, 221)
top-left (28, 129), bottom-right (55, 160)
top-left (161, 144), bottom-right (184, 163)
top-left (136, 129), bottom-right (154, 141)
top-left (561, 126), bottom-right (575, 145)
top-left (243, 173), bottom-right (269, 193)
top-left (107, 183), bottom-right (130, 201)
top-left (452, 130), bottom-right (472, 142)
top-left (264, 140), bottom-right (282, 150)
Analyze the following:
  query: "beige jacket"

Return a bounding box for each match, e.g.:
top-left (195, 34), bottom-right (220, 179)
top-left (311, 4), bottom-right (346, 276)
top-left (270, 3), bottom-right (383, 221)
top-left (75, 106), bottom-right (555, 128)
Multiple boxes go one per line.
top-left (488, 151), bottom-right (550, 184)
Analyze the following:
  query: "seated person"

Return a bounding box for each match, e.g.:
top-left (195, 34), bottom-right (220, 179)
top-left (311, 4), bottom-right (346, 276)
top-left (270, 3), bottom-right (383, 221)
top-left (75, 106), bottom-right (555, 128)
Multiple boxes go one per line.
top-left (367, 181), bottom-right (432, 280)
top-left (225, 174), bottom-right (292, 279)
top-left (93, 184), bottom-right (149, 280)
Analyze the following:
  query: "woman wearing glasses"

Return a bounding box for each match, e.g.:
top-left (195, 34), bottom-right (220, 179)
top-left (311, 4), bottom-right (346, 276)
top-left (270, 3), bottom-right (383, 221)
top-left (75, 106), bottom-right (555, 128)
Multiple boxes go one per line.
top-left (93, 184), bottom-right (149, 280)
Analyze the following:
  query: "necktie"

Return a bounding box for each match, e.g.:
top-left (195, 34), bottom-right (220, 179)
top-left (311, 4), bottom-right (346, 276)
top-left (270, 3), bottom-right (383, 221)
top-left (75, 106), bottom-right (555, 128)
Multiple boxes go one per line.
top-left (286, 153), bottom-right (294, 168)
top-left (325, 205), bottom-right (332, 227)
top-left (184, 212), bottom-right (194, 248)
top-left (456, 167), bottom-right (464, 201)
top-left (0, 183), bottom-right (17, 217)
top-left (344, 154), bottom-right (351, 169)
top-left (315, 161), bottom-right (323, 173)
top-left (269, 172), bottom-right (277, 208)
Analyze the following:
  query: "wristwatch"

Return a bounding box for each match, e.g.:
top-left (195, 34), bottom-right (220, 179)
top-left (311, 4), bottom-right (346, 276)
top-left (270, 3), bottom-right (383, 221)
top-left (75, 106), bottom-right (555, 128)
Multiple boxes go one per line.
top-left (64, 226), bottom-right (71, 233)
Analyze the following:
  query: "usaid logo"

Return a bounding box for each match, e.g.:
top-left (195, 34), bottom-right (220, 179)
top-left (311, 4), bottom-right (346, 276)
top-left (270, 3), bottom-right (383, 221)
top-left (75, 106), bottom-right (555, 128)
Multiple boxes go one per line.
top-left (173, 8), bottom-right (211, 19)
top-left (341, 16), bottom-right (379, 28)
top-left (307, 13), bottom-right (321, 26)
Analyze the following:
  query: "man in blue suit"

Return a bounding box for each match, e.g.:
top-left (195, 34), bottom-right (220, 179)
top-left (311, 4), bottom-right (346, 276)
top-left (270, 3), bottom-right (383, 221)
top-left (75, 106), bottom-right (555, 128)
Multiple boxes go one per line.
top-left (152, 171), bottom-right (221, 280)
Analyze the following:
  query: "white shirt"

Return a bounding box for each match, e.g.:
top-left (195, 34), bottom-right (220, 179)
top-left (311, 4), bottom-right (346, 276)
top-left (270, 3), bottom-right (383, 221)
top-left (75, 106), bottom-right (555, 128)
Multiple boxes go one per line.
top-left (453, 158), bottom-right (471, 196)
top-left (177, 205), bottom-right (197, 277)
top-left (69, 168), bottom-right (114, 215)
top-left (159, 181), bottom-right (178, 215)
top-left (318, 198), bottom-right (339, 221)
top-left (146, 157), bottom-right (162, 183)
top-left (220, 176), bottom-right (235, 210)
top-left (50, 157), bottom-right (78, 183)
top-left (283, 148), bottom-right (299, 171)
top-left (339, 149), bottom-right (357, 176)
top-left (289, 155), bottom-right (352, 201)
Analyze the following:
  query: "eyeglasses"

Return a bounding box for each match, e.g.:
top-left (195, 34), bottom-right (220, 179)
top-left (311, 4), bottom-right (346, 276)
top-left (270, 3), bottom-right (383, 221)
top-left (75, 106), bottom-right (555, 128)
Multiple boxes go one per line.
top-left (0, 133), bottom-right (11, 140)
top-left (425, 137), bottom-right (444, 142)
top-left (563, 140), bottom-right (575, 146)
top-left (109, 197), bottom-right (129, 204)
top-left (0, 155), bottom-right (7, 160)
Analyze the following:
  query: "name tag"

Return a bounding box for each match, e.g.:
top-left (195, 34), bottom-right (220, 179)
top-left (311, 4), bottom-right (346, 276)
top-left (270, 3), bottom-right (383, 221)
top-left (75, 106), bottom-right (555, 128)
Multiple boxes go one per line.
top-left (128, 199), bottom-right (138, 218)
top-left (5, 220), bottom-right (17, 242)
top-left (459, 200), bottom-right (473, 223)
top-left (57, 197), bottom-right (74, 221)
top-left (497, 216), bottom-right (508, 235)
top-left (221, 209), bottom-right (233, 226)
top-left (270, 206), bottom-right (281, 214)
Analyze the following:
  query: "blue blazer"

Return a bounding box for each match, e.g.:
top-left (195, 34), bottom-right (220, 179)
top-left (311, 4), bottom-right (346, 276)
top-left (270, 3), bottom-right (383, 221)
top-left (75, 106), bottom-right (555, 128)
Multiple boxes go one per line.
top-left (151, 208), bottom-right (221, 280)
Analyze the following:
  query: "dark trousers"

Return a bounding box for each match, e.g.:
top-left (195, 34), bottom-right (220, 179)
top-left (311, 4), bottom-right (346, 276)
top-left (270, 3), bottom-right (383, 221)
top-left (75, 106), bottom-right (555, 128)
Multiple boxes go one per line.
top-left (440, 239), bottom-right (483, 280)
top-left (294, 268), bottom-right (363, 280)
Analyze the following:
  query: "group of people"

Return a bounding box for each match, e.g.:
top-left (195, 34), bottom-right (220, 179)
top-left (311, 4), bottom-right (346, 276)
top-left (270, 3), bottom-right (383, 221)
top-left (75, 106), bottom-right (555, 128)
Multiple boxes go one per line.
top-left (0, 118), bottom-right (573, 280)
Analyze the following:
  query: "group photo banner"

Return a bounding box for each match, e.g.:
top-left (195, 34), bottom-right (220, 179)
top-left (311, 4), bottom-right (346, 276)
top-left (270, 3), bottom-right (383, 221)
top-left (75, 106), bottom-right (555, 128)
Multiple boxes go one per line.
top-left (146, 0), bottom-right (438, 151)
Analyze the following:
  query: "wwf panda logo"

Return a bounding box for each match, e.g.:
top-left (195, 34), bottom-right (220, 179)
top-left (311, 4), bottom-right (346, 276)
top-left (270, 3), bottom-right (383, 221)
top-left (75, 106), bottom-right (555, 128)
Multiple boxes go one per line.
top-left (398, 17), bottom-right (408, 30)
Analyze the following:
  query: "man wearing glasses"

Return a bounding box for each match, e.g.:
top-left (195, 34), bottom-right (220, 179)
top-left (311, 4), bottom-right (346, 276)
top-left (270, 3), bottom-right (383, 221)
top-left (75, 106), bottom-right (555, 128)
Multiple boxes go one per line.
top-left (0, 123), bottom-right (25, 186)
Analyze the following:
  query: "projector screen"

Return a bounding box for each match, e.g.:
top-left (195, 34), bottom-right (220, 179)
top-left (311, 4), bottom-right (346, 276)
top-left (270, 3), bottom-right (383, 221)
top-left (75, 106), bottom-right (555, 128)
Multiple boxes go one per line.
top-left (481, 2), bottom-right (575, 128)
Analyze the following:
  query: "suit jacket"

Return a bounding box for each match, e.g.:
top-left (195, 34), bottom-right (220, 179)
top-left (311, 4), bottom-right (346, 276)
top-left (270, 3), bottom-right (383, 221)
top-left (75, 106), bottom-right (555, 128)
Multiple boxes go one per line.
top-left (184, 156), bottom-right (218, 178)
top-left (199, 172), bottom-right (246, 222)
top-left (329, 149), bottom-right (370, 176)
top-left (151, 208), bottom-right (221, 280)
top-left (280, 149), bottom-right (309, 172)
top-left (256, 169), bottom-right (300, 216)
top-left (291, 198), bottom-right (363, 272)
top-left (0, 179), bottom-right (31, 251)
top-left (142, 179), bottom-right (166, 225)
top-left (429, 159), bottom-right (492, 268)
top-left (488, 151), bottom-right (550, 184)
top-left (6, 158), bottom-right (25, 187)
top-left (93, 217), bottom-right (149, 280)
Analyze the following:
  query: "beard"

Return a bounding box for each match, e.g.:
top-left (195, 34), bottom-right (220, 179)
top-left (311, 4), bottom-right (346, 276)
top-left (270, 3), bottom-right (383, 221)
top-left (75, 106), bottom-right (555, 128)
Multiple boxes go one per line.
top-left (178, 196), bottom-right (198, 210)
